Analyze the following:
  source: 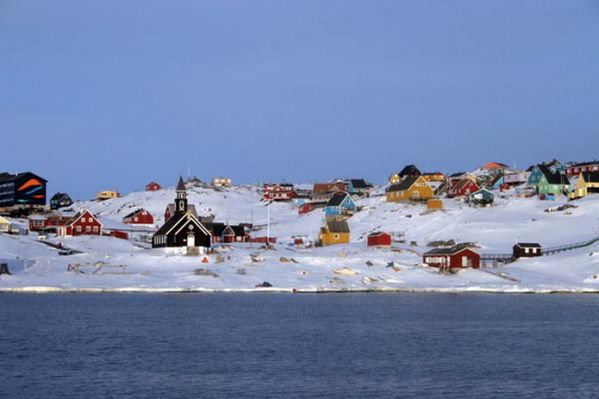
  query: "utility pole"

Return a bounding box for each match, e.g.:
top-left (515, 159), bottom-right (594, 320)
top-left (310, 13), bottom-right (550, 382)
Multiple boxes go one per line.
top-left (266, 201), bottom-right (271, 247)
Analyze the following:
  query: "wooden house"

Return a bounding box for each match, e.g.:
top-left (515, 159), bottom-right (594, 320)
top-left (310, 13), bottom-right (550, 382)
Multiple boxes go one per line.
top-left (423, 244), bottom-right (480, 270)
top-left (122, 208), bottom-right (154, 225)
top-left (386, 176), bottom-right (433, 202)
top-left (324, 192), bottom-right (356, 219)
top-left (96, 190), bottom-right (120, 201)
top-left (570, 172), bottom-right (599, 199)
top-left (298, 203), bottom-right (314, 216)
top-left (319, 220), bottom-right (350, 246)
top-left (146, 182), bottom-right (161, 191)
top-left (311, 182), bottom-right (348, 204)
top-left (447, 177), bottom-right (480, 198)
top-left (152, 177), bottom-right (212, 250)
top-left (263, 183), bottom-right (296, 201)
top-left (422, 172), bottom-right (445, 182)
top-left (481, 161), bottom-right (509, 171)
top-left (346, 179), bottom-right (373, 198)
top-left (50, 192), bottom-right (73, 210)
top-left (212, 177), bottom-right (232, 188)
top-left (209, 222), bottom-right (249, 243)
top-left (56, 209), bottom-right (103, 237)
top-left (468, 188), bottom-right (494, 207)
top-left (389, 165), bottom-right (422, 184)
top-left (566, 161), bottom-right (599, 177)
top-left (367, 231), bottom-right (392, 248)
top-left (0, 215), bottom-right (10, 232)
top-left (28, 213), bottom-right (71, 233)
top-left (528, 163), bottom-right (569, 197)
top-left (0, 171), bottom-right (47, 214)
top-left (513, 243), bottom-right (542, 258)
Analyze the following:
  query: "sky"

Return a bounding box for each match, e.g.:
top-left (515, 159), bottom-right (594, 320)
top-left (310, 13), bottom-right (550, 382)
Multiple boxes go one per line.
top-left (1, 0), bottom-right (599, 199)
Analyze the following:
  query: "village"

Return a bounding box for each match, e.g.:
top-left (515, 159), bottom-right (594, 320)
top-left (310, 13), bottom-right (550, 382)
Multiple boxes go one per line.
top-left (1, 159), bottom-right (599, 292)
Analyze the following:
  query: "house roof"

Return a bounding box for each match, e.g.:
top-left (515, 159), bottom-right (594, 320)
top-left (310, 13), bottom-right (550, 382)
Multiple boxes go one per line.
top-left (386, 176), bottom-right (420, 192)
top-left (423, 244), bottom-right (478, 256)
top-left (326, 220), bottom-right (350, 233)
top-left (581, 172), bottom-right (599, 183)
top-left (123, 208), bottom-right (149, 219)
top-left (368, 231), bottom-right (391, 237)
top-left (569, 161), bottom-right (599, 168)
top-left (313, 182), bottom-right (347, 193)
top-left (482, 162), bottom-right (509, 170)
top-left (167, 203), bottom-right (198, 218)
top-left (515, 242), bottom-right (541, 248)
top-left (398, 164), bottom-right (421, 177)
top-left (326, 192), bottom-right (350, 207)
top-left (0, 172), bottom-right (47, 183)
top-left (453, 178), bottom-right (478, 192)
top-left (537, 164), bottom-right (569, 185)
top-left (349, 179), bottom-right (371, 189)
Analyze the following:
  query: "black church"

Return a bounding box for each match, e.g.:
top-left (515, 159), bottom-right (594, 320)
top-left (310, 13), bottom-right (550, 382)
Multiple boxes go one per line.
top-left (152, 177), bottom-right (212, 250)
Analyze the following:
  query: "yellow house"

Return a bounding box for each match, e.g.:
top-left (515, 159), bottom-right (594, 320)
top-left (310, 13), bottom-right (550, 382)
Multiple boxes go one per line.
top-left (570, 172), bottom-right (599, 199)
top-left (96, 190), bottom-right (120, 201)
top-left (319, 220), bottom-right (350, 246)
top-left (422, 172), bottom-right (446, 182)
top-left (0, 215), bottom-right (11, 232)
top-left (386, 176), bottom-right (434, 202)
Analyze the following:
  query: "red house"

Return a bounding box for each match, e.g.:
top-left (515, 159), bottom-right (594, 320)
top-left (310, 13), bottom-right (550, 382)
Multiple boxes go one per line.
top-left (146, 181), bottom-right (161, 191)
top-left (122, 208), bottom-right (154, 225)
top-left (448, 178), bottom-right (480, 198)
top-left (423, 245), bottom-right (480, 269)
top-left (367, 231), bottom-right (392, 247)
top-left (298, 203), bottom-right (314, 215)
top-left (29, 214), bottom-right (71, 232)
top-left (263, 183), bottom-right (296, 201)
top-left (56, 209), bottom-right (103, 237)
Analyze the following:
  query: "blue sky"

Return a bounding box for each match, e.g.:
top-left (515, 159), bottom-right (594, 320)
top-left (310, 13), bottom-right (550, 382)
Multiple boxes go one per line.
top-left (2, 1), bottom-right (598, 199)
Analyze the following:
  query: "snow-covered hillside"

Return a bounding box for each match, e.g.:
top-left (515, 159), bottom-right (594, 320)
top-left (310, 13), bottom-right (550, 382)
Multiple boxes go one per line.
top-left (2, 183), bottom-right (599, 293)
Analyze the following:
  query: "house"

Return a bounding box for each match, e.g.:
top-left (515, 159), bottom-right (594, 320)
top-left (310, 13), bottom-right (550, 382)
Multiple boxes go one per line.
top-left (263, 183), bottom-right (296, 201)
top-left (212, 177), bottom-right (232, 188)
top-left (0, 215), bottom-right (10, 232)
top-left (367, 231), bottom-right (392, 248)
top-left (122, 208), bottom-right (154, 225)
top-left (292, 189), bottom-right (312, 206)
top-left (447, 177), bottom-right (480, 198)
top-left (0, 171), bottom-right (47, 214)
top-left (422, 172), bottom-right (445, 182)
top-left (386, 176), bottom-right (433, 202)
top-left (152, 177), bottom-right (212, 251)
top-left (566, 161), bottom-right (599, 177)
top-left (298, 203), bottom-right (314, 215)
top-left (570, 172), bottom-right (599, 199)
top-left (96, 190), bottom-right (120, 201)
top-left (513, 243), bottom-right (542, 258)
top-left (311, 182), bottom-right (348, 204)
top-left (389, 165), bottom-right (422, 184)
top-left (28, 213), bottom-right (71, 232)
top-left (50, 192), bottom-right (73, 210)
top-left (146, 182), bottom-right (161, 191)
top-left (481, 161), bottom-right (510, 171)
top-left (324, 192), bottom-right (357, 219)
top-left (319, 220), bottom-right (350, 246)
top-left (56, 209), bottom-right (103, 237)
top-left (209, 222), bottom-right (249, 243)
top-left (346, 179), bottom-right (373, 198)
top-left (528, 163), bottom-right (569, 197)
top-left (422, 244), bottom-right (480, 270)
top-left (468, 188), bottom-right (494, 207)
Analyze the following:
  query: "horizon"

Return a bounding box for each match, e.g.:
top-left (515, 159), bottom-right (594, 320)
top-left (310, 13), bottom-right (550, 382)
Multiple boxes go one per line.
top-left (2, 0), bottom-right (599, 199)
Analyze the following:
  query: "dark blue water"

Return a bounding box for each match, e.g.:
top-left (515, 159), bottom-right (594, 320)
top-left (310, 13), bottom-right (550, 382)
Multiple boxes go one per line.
top-left (1, 294), bottom-right (599, 398)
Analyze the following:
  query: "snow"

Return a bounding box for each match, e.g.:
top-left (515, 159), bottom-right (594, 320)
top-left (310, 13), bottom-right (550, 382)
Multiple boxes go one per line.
top-left (2, 183), bottom-right (599, 293)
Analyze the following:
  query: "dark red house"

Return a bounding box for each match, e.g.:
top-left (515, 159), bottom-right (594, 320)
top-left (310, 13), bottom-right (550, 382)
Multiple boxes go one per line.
top-left (56, 209), bottom-right (103, 237)
top-left (29, 214), bottom-right (71, 232)
top-left (423, 244), bottom-right (480, 269)
top-left (146, 182), bottom-right (161, 191)
top-left (513, 242), bottom-right (542, 258)
top-left (122, 208), bottom-right (154, 225)
top-left (367, 232), bottom-right (392, 247)
top-left (448, 178), bottom-right (480, 198)
top-left (298, 203), bottom-right (314, 215)
top-left (263, 183), bottom-right (296, 201)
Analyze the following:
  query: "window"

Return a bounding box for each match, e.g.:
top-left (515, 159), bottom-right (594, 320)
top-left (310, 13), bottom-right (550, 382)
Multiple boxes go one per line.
top-left (86, 226), bottom-right (91, 233)
top-left (525, 248), bottom-right (529, 254)
top-left (76, 226), bottom-right (82, 232)
top-left (93, 226), bottom-right (99, 233)
top-left (134, 217), bottom-right (138, 222)
top-left (334, 234), bottom-right (340, 240)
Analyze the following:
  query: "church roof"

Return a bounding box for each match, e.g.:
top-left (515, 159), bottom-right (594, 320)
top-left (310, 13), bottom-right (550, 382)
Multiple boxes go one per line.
top-left (177, 176), bottom-right (186, 191)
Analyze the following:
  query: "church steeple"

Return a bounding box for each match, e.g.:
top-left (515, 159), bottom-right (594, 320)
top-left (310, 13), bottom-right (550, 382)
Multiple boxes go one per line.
top-left (175, 176), bottom-right (188, 214)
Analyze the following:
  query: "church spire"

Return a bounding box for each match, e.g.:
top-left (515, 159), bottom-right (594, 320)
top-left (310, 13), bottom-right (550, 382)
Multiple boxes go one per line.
top-left (175, 176), bottom-right (188, 214)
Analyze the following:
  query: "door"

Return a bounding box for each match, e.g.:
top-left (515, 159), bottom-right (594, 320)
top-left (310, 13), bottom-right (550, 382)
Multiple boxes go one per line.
top-left (462, 256), bottom-right (472, 267)
top-left (187, 233), bottom-right (195, 247)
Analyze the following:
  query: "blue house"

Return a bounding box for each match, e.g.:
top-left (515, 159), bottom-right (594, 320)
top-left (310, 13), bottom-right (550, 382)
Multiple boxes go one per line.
top-left (324, 192), bottom-right (357, 218)
top-left (346, 179), bottom-right (373, 198)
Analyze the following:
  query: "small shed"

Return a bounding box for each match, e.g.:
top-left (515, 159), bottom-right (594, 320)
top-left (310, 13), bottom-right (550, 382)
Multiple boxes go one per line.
top-left (427, 198), bottom-right (443, 210)
top-left (468, 188), bottom-right (494, 207)
top-left (319, 220), bottom-right (350, 246)
top-left (513, 242), bottom-right (542, 258)
top-left (367, 232), bottom-right (392, 248)
top-left (146, 182), bottom-right (161, 191)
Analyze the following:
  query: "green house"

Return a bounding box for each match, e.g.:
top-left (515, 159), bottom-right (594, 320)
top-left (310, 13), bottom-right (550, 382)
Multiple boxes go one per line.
top-left (529, 164), bottom-right (569, 197)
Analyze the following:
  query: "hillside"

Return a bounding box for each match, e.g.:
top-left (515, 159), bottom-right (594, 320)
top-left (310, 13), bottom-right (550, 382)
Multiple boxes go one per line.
top-left (2, 183), bottom-right (599, 293)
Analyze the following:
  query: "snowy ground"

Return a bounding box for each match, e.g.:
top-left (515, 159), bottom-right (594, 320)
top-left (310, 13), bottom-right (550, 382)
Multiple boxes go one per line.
top-left (2, 183), bottom-right (599, 293)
